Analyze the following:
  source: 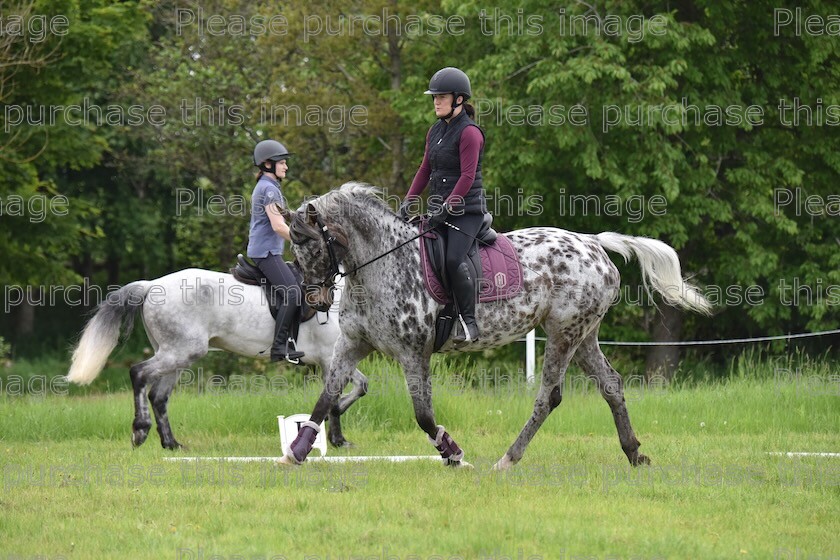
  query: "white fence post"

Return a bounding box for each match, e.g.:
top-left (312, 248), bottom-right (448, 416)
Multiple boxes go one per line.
top-left (526, 329), bottom-right (536, 385)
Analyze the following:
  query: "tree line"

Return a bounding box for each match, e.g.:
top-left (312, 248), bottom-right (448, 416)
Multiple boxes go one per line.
top-left (1, 0), bottom-right (838, 375)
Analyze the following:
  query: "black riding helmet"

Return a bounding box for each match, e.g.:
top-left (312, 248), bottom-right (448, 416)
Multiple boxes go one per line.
top-left (424, 67), bottom-right (471, 119)
top-left (253, 139), bottom-right (292, 174)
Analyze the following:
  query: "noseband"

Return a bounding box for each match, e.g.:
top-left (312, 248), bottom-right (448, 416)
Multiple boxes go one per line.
top-left (291, 208), bottom-right (345, 304)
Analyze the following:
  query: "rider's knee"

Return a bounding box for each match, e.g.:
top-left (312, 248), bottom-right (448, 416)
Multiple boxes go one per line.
top-left (445, 255), bottom-right (465, 277)
top-left (280, 283), bottom-right (302, 306)
top-left (287, 283), bottom-right (302, 299)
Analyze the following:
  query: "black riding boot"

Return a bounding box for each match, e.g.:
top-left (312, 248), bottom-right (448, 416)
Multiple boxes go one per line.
top-left (451, 262), bottom-right (480, 343)
top-left (271, 300), bottom-right (305, 363)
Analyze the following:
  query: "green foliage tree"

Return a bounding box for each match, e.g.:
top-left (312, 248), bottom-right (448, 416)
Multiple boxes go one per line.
top-left (3, 0), bottom-right (836, 370)
top-left (446, 0), bottom-right (839, 376)
top-left (124, 0), bottom-right (462, 271)
top-left (1, 0), bottom-right (150, 344)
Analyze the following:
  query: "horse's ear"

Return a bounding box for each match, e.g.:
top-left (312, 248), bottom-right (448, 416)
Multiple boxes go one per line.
top-left (279, 205), bottom-right (293, 223)
top-left (306, 203), bottom-right (318, 225)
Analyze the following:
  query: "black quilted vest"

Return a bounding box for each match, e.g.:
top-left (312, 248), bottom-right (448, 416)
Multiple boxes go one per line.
top-left (427, 111), bottom-right (486, 214)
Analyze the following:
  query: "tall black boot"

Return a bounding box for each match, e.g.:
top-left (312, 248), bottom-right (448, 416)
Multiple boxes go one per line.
top-left (451, 262), bottom-right (480, 343)
top-left (271, 300), bottom-right (305, 363)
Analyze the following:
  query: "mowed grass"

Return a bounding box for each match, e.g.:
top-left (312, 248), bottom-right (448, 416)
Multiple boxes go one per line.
top-left (0, 356), bottom-right (838, 559)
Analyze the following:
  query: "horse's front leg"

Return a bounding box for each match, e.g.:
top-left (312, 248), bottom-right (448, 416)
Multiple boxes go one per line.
top-left (327, 368), bottom-right (368, 448)
top-left (280, 334), bottom-right (372, 464)
top-left (402, 355), bottom-right (470, 468)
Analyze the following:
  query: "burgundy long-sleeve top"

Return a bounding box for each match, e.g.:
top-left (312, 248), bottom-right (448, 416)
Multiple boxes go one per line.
top-left (406, 125), bottom-right (484, 206)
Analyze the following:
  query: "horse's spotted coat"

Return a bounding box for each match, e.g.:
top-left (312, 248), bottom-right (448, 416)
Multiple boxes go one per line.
top-left (289, 183), bottom-right (710, 469)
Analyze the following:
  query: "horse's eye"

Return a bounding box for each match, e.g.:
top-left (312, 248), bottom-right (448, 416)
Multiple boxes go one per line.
top-left (313, 248), bottom-right (322, 257)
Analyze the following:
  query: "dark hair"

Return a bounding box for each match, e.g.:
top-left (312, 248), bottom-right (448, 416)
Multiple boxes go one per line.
top-left (463, 102), bottom-right (475, 119)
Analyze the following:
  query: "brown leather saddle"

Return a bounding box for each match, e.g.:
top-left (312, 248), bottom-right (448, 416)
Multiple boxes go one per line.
top-left (230, 255), bottom-right (318, 337)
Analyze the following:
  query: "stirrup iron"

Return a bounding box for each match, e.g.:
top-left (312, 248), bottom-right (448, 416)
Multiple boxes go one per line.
top-left (285, 338), bottom-right (302, 365)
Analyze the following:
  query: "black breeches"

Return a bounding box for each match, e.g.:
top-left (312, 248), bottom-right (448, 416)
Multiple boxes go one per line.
top-left (254, 254), bottom-right (302, 307)
top-left (438, 212), bottom-right (485, 282)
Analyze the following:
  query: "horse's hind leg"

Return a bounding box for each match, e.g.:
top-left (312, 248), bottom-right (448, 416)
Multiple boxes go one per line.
top-left (574, 330), bottom-right (650, 466)
top-left (130, 359), bottom-right (153, 447)
top-left (494, 337), bottom-right (574, 471)
top-left (130, 346), bottom-right (206, 449)
top-left (327, 368), bottom-right (368, 448)
top-left (148, 372), bottom-right (184, 450)
top-left (147, 346), bottom-right (207, 450)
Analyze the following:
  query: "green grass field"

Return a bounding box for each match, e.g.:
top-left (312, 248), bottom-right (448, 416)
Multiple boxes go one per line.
top-left (1, 355), bottom-right (838, 559)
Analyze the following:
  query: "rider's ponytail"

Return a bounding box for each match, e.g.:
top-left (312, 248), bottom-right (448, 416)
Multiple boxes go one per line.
top-left (463, 102), bottom-right (475, 119)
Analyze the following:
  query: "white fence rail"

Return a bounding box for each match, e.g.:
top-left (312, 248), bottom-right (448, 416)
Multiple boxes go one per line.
top-left (520, 328), bottom-right (840, 384)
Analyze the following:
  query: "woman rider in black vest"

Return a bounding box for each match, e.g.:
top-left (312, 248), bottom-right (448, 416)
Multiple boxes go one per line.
top-left (400, 67), bottom-right (487, 343)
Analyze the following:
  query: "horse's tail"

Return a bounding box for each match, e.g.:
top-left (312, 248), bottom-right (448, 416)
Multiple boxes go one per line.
top-left (66, 281), bottom-right (152, 385)
top-left (595, 232), bottom-right (713, 316)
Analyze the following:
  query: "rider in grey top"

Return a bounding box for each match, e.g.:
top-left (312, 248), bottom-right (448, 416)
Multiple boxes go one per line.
top-left (248, 139), bottom-right (305, 362)
top-left (248, 175), bottom-right (287, 258)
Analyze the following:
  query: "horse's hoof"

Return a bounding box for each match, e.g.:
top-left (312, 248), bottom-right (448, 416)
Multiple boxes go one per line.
top-left (163, 441), bottom-right (185, 451)
top-left (276, 453), bottom-right (301, 467)
top-left (131, 430), bottom-right (148, 448)
top-left (632, 453), bottom-right (651, 466)
top-left (330, 439), bottom-right (354, 449)
top-left (492, 455), bottom-right (514, 471)
top-left (442, 457), bottom-right (473, 469)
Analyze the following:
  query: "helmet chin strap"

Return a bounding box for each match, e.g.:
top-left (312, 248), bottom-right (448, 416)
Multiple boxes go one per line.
top-left (259, 161), bottom-right (282, 180)
top-left (441, 94), bottom-right (464, 120)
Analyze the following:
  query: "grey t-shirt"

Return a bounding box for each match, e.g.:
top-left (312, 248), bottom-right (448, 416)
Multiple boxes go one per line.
top-left (247, 176), bottom-right (286, 258)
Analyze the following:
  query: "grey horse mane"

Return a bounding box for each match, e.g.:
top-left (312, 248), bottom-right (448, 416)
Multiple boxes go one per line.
top-left (309, 181), bottom-right (395, 218)
top-left (290, 181), bottom-right (399, 245)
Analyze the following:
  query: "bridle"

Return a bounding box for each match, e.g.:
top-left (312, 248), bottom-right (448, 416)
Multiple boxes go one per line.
top-left (303, 211), bottom-right (348, 300)
top-left (295, 212), bottom-right (344, 309)
top-left (292, 207), bottom-right (436, 303)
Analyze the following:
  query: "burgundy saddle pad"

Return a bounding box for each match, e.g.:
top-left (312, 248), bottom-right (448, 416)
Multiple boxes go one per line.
top-left (419, 228), bottom-right (523, 305)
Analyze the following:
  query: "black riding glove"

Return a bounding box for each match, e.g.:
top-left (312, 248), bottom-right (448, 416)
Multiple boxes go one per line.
top-left (398, 200), bottom-right (412, 222)
top-left (427, 204), bottom-right (450, 229)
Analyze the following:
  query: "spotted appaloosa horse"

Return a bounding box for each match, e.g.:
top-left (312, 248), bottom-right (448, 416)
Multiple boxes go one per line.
top-left (282, 182), bottom-right (712, 469)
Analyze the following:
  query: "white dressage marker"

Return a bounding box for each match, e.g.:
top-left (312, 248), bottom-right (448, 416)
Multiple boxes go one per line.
top-left (278, 414), bottom-right (328, 458)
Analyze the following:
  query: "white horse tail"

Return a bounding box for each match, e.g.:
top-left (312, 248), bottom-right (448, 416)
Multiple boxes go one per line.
top-left (595, 232), bottom-right (713, 316)
top-left (66, 281), bottom-right (152, 385)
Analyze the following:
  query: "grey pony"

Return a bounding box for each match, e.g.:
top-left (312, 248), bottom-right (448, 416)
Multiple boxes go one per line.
top-left (66, 269), bottom-right (366, 449)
